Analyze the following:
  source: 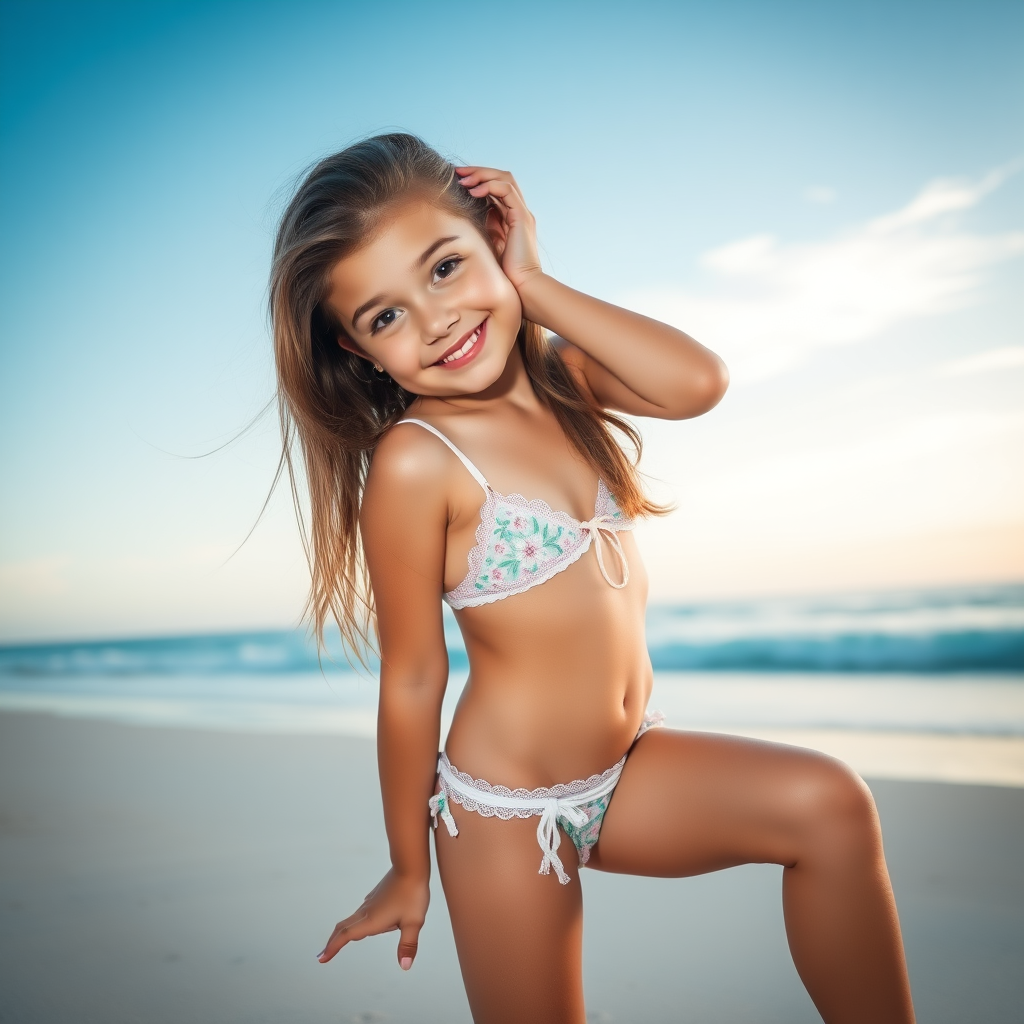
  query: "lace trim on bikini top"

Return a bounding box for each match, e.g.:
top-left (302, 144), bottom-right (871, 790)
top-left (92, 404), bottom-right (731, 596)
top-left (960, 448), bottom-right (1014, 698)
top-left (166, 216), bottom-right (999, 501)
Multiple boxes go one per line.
top-left (395, 419), bottom-right (635, 610)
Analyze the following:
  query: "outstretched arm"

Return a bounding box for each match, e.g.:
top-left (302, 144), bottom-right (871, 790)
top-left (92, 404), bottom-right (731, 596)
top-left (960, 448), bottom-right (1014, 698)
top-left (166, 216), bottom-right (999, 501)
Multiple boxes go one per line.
top-left (316, 429), bottom-right (452, 971)
top-left (457, 165), bottom-right (728, 420)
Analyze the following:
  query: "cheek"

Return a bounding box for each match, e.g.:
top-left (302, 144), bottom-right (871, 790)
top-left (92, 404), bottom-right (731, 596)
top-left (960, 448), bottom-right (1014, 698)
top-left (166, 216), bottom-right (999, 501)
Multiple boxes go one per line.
top-left (388, 334), bottom-right (430, 377)
top-left (469, 264), bottom-right (522, 325)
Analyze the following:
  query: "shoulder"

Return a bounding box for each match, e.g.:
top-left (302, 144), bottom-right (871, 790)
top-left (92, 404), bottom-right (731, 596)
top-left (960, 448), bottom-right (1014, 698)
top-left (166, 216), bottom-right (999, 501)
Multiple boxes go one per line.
top-left (358, 422), bottom-right (457, 592)
top-left (371, 421), bottom-right (452, 479)
top-left (361, 421), bottom-right (454, 523)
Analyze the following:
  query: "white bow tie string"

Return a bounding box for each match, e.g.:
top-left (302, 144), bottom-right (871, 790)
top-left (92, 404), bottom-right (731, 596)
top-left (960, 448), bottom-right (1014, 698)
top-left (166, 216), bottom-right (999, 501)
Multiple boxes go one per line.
top-left (578, 514), bottom-right (630, 589)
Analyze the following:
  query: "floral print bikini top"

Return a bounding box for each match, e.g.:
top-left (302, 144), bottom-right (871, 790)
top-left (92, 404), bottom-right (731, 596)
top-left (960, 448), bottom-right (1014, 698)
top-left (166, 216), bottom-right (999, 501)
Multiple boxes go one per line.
top-left (397, 419), bottom-right (635, 610)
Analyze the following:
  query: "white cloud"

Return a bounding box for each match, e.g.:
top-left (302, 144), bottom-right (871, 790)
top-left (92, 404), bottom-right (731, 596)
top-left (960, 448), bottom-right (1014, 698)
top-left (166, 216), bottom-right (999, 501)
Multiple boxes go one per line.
top-left (937, 345), bottom-right (1024, 377)
top-left (623, 164), bottom-right (1024, 381)
top-left (690, 410), bottom-right (1024, 514)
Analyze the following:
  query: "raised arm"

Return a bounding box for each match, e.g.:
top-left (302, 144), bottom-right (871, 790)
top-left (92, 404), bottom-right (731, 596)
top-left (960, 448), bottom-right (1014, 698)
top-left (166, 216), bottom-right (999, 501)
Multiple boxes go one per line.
top-left (316, 428), bottom-right (451, 972)
top-left (457, 165), bottom-right (729, 420)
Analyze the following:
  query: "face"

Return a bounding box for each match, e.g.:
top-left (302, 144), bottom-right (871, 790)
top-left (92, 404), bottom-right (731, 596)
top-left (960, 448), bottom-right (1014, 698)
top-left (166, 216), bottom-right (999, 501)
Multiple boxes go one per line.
top-left (325, 200), bottom-right (522, 396)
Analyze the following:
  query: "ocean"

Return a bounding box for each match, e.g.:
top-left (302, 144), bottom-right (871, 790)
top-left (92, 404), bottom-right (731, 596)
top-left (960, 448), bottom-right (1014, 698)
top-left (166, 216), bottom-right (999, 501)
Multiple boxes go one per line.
top-left (1, 583), bottom-right (1021, 738)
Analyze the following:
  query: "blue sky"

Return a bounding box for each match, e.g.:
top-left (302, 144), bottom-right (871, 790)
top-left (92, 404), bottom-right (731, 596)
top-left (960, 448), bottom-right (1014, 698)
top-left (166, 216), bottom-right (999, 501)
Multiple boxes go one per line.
top-left (1, 0), bottom-right (1021, 640)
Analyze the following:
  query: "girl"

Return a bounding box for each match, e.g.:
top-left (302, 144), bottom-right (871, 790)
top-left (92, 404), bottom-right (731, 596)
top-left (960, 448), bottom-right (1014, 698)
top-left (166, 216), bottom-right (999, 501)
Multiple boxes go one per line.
top-left (271, 133), bottom-right (915, 1023)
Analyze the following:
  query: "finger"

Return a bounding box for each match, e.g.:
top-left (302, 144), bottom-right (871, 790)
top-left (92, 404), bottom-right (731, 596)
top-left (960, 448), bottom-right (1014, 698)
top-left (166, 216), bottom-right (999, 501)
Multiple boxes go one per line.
top-left (467, 179), bottom-right (528, 213)
top-left (454, 164), bottom-right (505, 181)
top-left (316, 911), bottom-right (379, 963)
top-left (455, 170), bottom-right (531, 222)
top-left (466, 178), bottom-right (515, 197)
top-left (462, 175), bottom-right (522, 198)
top-left (456, 166), bottom-right (521, 190)
top-left (397, 921), bottom-right (422, 971)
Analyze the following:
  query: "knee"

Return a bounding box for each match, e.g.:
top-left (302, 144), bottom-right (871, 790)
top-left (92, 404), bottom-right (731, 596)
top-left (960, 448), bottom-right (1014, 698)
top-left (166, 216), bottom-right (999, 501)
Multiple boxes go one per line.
top-left (788, 752), bottom-right (881, 859)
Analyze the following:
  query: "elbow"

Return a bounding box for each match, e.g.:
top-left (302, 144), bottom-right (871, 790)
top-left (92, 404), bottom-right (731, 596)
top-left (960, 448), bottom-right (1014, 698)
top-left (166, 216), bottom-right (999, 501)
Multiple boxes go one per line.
top-left (378, 646), bottom-right (449, 698)
top-left (667, 354), bottom-right (729, 420)
top-left (704, 355), bottom-right (730, 410)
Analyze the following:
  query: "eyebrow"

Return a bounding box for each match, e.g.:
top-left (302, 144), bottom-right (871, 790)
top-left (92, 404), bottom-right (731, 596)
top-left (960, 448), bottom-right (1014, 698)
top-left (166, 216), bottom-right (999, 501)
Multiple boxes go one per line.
top-left (350, 234), bottom-right (461, 329)
top-left (417, 234), bottom-right (459, 268)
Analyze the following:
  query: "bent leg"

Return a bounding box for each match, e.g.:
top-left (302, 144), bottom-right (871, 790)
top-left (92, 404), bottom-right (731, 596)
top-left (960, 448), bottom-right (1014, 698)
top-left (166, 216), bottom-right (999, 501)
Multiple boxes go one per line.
top-left (589, 729), bottom-right (915, 1024)
top-left (434, 805), bottom-right (586, 1024)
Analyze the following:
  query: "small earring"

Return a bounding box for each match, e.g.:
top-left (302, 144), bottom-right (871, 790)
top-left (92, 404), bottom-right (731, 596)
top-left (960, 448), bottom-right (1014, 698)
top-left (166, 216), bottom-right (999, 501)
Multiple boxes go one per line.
top-left (371, 362), bottom-right (390, 380)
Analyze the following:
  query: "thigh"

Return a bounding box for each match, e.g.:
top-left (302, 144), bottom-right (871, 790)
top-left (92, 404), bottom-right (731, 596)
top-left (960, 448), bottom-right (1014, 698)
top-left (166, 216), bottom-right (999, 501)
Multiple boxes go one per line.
top-left (433, 803), bottom-right (586, 1024)
top-left (588, 728), bottom-right (873, 876)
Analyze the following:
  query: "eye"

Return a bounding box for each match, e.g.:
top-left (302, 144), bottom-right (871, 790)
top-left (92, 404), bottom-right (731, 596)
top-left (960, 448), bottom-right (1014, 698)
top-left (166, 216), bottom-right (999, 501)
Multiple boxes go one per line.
top-left (434, 256), bottom-right (463, 281)
top-left (370, 308), bottom-right (400, 334)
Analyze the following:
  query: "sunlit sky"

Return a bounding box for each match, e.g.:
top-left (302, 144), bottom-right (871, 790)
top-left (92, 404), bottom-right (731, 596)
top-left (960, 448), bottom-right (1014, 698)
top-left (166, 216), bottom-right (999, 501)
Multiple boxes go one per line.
top-left (1, 0), bottom-right (1021, 641)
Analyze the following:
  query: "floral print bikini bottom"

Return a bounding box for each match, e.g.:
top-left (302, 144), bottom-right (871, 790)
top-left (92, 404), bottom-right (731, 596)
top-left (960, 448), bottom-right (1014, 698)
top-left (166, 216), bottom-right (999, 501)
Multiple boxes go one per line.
top-left (429, 711), bottom-right (664, 884)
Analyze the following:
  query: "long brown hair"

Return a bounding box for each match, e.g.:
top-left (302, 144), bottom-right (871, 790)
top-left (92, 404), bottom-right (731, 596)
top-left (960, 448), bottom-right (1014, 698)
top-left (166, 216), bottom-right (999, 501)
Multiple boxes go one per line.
top-left (270, 133), bottom-right (665, 657)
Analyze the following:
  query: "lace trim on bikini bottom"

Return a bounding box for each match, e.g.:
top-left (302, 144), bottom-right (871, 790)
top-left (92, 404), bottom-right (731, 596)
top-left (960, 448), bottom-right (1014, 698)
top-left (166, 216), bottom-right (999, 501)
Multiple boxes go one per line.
top-left (429, 711), bottom-right (664, 884)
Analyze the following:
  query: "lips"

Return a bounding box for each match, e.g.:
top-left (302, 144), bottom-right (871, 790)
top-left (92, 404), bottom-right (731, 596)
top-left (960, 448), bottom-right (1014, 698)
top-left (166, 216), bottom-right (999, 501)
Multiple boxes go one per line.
top-left (434, 319), bottom-right (487, 369)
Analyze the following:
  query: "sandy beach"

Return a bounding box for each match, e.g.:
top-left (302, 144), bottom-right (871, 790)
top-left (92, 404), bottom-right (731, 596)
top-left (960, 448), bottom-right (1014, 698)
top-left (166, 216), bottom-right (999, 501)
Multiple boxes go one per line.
top-left (1, 711), bottom-right (1022, 1023)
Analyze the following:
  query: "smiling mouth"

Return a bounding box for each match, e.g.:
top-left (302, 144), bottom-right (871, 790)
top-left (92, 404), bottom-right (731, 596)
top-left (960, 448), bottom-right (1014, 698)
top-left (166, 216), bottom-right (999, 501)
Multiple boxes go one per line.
top-left (434, 319), bottom-right (487, 368)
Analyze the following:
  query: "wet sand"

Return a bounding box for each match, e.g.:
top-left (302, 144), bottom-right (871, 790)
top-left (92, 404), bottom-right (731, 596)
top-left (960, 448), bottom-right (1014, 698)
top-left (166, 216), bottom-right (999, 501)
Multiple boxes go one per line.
top-left (1, 711), bottom-right (1022, 1023)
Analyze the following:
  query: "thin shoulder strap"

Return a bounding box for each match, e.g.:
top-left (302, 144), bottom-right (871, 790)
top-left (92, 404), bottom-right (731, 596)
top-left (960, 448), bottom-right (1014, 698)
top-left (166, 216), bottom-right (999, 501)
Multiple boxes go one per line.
top-left (395, 419), bottom-right (489, 494)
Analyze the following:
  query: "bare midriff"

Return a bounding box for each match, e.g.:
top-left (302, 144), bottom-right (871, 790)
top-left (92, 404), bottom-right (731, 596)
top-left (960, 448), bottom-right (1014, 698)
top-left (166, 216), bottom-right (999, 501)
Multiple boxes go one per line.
top-left (443, 529), bottom-right (652, 790)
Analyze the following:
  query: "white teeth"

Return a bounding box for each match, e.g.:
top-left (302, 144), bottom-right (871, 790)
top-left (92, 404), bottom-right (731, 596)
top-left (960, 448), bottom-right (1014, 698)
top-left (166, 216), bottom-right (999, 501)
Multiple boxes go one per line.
top-left (441, 326), bottom-right (481, 364)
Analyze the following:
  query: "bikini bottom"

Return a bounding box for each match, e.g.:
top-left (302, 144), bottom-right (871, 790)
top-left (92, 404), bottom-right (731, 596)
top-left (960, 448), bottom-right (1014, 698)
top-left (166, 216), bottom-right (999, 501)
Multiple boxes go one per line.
top-left (429, 711), bottom-right (664, 885)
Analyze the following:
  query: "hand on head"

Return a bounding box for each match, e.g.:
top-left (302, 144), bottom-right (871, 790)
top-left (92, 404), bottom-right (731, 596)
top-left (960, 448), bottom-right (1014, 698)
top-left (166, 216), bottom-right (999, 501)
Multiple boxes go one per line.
top-left (455, 165), bottom-right (544, 292)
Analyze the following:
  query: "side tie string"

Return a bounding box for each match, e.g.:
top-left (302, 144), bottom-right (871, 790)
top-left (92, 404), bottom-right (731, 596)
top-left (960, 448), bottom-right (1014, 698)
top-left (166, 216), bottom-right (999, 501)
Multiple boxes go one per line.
top-left (429, 788), bottom-right (459, 836)
top-left (536, 799), bottom-right (590, 885)
top-left (579, 514), bottom-right (630, 589)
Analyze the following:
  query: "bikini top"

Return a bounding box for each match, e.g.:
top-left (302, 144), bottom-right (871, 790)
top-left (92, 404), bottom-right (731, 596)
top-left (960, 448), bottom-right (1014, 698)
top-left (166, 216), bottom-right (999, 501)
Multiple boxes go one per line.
top-left (395, 419), bottom-right (635, 610)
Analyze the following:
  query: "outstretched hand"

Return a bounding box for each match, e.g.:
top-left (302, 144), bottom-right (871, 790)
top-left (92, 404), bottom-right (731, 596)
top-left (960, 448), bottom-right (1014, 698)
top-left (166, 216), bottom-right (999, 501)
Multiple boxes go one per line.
top-left (456, 165), bottom-right (543, 293)
top-left (316, 867), bottom-right (430, 971)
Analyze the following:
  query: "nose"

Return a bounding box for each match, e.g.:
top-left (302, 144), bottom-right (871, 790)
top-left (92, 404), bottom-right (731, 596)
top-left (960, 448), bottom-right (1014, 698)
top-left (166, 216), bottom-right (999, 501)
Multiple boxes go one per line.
top-left (422, 297), bottom-right (460, 341)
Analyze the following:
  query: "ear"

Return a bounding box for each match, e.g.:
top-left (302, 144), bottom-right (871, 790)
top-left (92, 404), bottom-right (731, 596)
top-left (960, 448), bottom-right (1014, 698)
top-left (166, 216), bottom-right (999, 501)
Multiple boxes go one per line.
top-left (484, 203), bottom-right (509, 259)
top-left (336, 331), bottom-right (371, 361)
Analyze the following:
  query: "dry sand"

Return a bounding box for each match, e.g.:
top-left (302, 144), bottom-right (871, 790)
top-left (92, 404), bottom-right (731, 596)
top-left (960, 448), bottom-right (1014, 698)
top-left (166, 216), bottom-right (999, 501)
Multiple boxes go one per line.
top-left (1, 711), bottom-right (1022, 1023)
